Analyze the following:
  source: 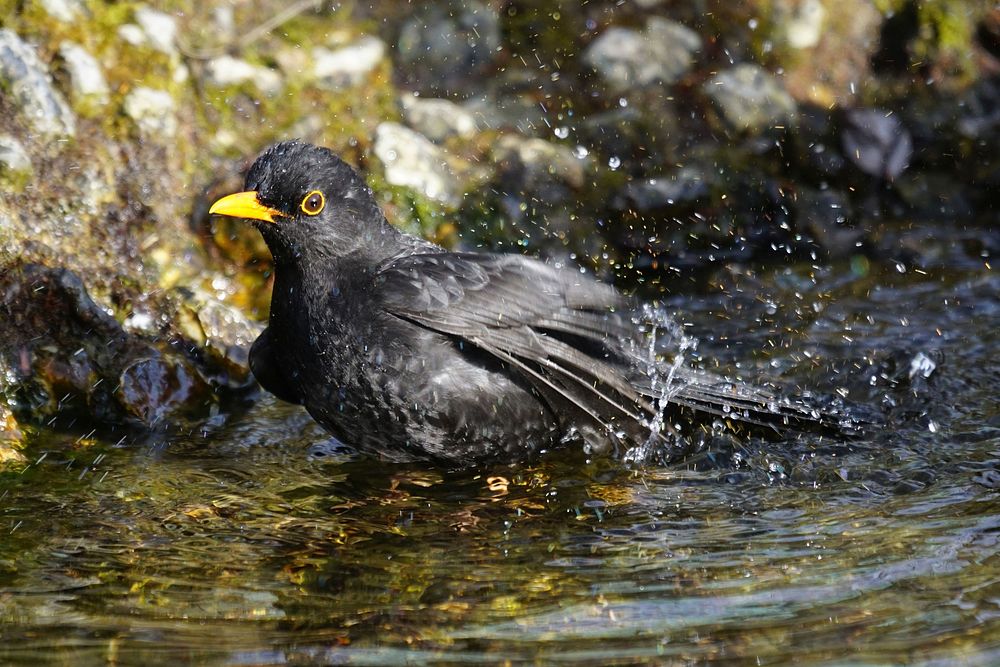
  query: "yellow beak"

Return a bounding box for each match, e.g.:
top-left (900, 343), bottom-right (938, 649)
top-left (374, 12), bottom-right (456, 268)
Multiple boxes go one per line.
top-left (209, 191), bottom-right (284, 223)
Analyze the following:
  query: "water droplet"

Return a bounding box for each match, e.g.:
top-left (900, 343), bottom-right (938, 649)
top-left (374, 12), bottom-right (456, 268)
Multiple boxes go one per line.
top-left (608, 156), bottom-right (621, 170)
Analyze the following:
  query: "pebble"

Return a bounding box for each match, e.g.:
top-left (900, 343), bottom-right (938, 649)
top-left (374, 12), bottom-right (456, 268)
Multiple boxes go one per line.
top-left (134, 6), bottom-right (180, 56)
top-left (313, 36), bottom-right (386, 89)
top-left (37, 0), bottom-right (84, 23)
top-left (205, 55), bottom-right (283, 96)
top-left (123, 86), bottom-right (177, 138)
top-left (59, 41), bottom-right (110, 107)
top-left (584, 17), bottom-right (701, 92)
top-left (0, 134), bottom-right (33, 188)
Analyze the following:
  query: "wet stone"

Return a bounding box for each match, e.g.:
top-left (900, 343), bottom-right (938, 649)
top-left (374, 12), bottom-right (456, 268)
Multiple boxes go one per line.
top-left (704, 64), bottom-right (797, 134)
top-left (116, 355), bottom-right (211, 426)
top-left (401, 95), bottom-right (477, 143)
top-left (374, 122), bottom-right (463, 206)
top-left (396, 0), bottom-right (501, 96)
top-left (205, 56), bottom-right (283, 96)
top-left (312, 36), bottom-right (386, 89)
top-left (0, 29), bottom-right (76, 139)
top-left (58, 41), bottom-right (110, 108)
top-left (0, 401), bottom-right (25, 466)
top-left (493, 135), bottom-right (587, 202)
top-left (0, 134), bottom-right (33, 190)
top-left (123, 86), bottom-right (177, 138)
top-left (616, 167), bottom-right (710, 212)
top-left (841, 108), bottom-right (913, 181)
top-left (584, 17), bottom-right (701, 92)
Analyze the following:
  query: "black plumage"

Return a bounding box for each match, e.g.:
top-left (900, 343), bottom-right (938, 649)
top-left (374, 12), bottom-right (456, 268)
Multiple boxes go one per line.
top-left (210, 141), bottom-right (852, 466)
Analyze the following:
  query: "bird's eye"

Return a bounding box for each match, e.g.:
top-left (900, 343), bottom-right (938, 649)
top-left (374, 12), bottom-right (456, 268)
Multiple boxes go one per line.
top-left (300, 190), bottom-right (325, 216)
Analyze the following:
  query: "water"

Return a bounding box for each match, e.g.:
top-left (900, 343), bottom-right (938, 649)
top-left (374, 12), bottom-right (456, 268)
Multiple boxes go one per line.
top-left (1, 223), bottom-right (997, 664)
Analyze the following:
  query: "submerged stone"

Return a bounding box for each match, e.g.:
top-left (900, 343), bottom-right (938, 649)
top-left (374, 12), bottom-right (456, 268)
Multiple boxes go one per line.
top-left (0, 29), bottom-right (76, 139)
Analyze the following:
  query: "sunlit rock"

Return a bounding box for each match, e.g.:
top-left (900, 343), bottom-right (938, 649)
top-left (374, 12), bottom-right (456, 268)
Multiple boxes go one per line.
top-left (312, 36), bottom-right (386, 89)
top-left (205, 55), bottom-right (283, 96)
top-left (58, 41), bottom-right (110, 109)
top-left (704, 64), bottom-right (797, 134)
top-left (133, 6), bottom-right (180, 57)
top-left (123, 86), bottom-right (177, 138)
top-left (0, 29), bottom-right (76, 139)
top-left (37, 0), bottom-right (84, 23)
top-left (584, 17), bottom-right (700, 92)
top-left (0, 135), bottom-right (33, 191)
top-left (780, 0), bottom-right (826, 49)
top-left (401, 94), bottom-right (477, 143)
top-left (0, 402), bottom-right (25, 466)
top-left (374, 122), bottom-right (463, 206)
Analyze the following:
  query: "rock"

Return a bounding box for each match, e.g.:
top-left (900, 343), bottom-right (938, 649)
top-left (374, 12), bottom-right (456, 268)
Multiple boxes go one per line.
top-left (38, 0), bottom-right (84, 23)
top-left (704, 64), bottom-right (797, 134)
top-left (312, 36), bottom-right (386, 89)
top-left (396, 0), bottom-right (501, 96)
top-left (117, 24), bottom-right (146, 47)
top-left (134, 6), bottom-right (179, 57)
top-left (493, 134), bottom-right (587, 203)
top-left (0, 135), bottom-right (33, 190)
top-left (401, 95), bottom-right (477, 143)
top-left (957, 75), bottom-right (1000, 140)
top-left (374, 122), bottom-right (463, 206)
top-left (780, 0), bottom-right (826, 49)
top-left (205, 56), bottom-right (283, 96)
top-left (0, 29), bottom-right (76, 139)
top-left (617, 167), bottom-right (710, 212)
top-left (0, 402), bottom-right (25, 467)
top-left (793, 187), bottom-right (864, 257)
top-left (123, 86), bottom-right (177, 138)
top-left (116, 355), bottom-right (211, 426)
top-left (841, 108), bottom-right (912, 181)
top-left (584, 17), bottom-right (701, 92)
top-left (58, 41), bottom-right (110, 108)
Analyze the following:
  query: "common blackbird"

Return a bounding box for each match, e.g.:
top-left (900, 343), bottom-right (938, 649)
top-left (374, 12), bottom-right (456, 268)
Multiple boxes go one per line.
top-left (210, 141), bottom-right (851, 465)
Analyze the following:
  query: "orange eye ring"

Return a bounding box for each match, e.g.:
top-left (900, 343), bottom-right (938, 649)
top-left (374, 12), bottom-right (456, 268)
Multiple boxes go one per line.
top-left (300, 190), bottom-right (325, 216)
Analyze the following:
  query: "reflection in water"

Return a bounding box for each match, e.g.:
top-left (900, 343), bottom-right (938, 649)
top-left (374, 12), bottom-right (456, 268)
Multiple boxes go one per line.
top-left (1, 232), bottom-right (998, 664)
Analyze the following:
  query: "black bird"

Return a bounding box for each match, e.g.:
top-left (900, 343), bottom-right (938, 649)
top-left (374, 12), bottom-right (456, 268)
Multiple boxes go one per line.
top-left (210, 141), bottom-right (849, 466)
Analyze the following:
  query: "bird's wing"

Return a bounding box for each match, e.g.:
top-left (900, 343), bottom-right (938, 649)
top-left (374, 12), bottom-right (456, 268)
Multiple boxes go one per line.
top-left (373, 252), bottom-right (856, 443)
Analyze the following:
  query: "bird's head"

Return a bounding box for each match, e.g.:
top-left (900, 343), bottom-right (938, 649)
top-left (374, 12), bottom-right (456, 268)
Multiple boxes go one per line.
top-left (209, 140), bottom-right (392, 266)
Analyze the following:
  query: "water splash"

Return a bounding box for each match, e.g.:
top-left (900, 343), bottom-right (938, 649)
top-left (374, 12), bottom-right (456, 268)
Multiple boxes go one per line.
top-left (623, 303), bottom-right (697, 464)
